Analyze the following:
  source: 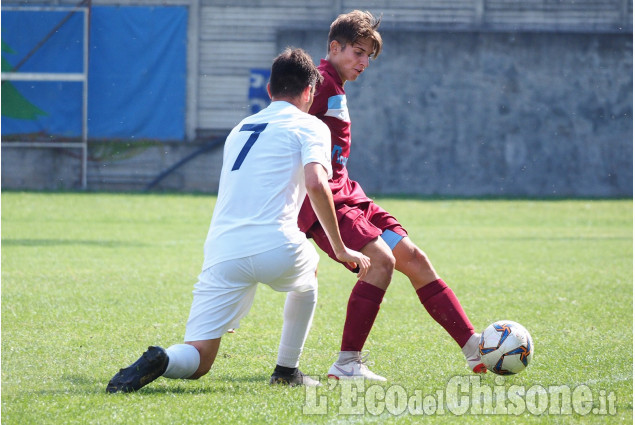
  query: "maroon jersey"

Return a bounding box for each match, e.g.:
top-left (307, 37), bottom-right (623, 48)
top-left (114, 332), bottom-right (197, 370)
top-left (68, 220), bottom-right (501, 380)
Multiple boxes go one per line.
top-left (298, 59), bottom-right (372, 232)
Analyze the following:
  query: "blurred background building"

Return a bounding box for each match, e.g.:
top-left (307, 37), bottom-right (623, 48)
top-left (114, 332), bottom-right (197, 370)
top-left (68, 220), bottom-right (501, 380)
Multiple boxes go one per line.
top-left (1, 0), bottom-right (632, 196)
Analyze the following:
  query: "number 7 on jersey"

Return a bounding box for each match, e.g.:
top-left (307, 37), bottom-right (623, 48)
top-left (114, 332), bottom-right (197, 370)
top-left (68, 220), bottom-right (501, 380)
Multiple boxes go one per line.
top-left (231, 123), bottom-right (268, 171)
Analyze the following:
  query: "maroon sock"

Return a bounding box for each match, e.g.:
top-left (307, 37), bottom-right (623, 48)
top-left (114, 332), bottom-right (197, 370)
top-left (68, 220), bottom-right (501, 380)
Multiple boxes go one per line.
top-left (416, 279), bottom-right (474, 348)
top-left (340, 281), bottom-right (385, 352)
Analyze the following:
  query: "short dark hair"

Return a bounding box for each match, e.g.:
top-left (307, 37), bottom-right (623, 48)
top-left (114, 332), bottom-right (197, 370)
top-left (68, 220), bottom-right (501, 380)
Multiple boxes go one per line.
top-left (328, 10), bottom-right (383, 59)
top-left (269, 48), bottom-right (322, 98)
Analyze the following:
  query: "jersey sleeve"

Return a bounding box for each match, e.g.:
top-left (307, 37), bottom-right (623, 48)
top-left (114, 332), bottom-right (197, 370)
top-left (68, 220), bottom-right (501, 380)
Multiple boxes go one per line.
top-left (300, 119), bottom-right (333, 179)
top-left (309, 75), bottom-right (335, 118)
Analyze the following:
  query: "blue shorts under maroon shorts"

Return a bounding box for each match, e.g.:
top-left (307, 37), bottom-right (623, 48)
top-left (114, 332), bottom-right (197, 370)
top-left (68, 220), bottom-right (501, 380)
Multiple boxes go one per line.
top-left (306, 201), bottom-right (408, 272)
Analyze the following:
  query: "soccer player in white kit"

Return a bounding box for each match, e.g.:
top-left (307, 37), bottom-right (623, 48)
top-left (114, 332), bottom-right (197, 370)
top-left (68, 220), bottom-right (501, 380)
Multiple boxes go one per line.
top-left (107, 48), bottom-right (370, 392)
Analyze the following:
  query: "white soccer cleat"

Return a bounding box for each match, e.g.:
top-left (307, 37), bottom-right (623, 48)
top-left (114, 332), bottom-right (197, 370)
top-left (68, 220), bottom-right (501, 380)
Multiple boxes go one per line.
top-left (463, 333), bottom-right (487, 374)
top-left (327, 359), bottom-right (387, 381)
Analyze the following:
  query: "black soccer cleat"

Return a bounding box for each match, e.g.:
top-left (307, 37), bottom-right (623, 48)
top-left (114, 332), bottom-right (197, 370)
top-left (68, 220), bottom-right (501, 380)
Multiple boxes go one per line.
top-left (106, 346), bottom-right (169, 393)
top-left (269, 366), bottom-right (320, 387)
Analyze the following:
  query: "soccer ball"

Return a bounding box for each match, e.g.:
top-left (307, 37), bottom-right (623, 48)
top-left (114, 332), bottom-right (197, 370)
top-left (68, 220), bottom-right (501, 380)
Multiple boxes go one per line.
top-left (479, 320), bottom-right (533, 375)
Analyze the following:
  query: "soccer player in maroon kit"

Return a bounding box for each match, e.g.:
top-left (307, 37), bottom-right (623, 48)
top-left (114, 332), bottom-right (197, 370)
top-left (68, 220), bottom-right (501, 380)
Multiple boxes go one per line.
top-left (298, 10), bottom-right (487, 380)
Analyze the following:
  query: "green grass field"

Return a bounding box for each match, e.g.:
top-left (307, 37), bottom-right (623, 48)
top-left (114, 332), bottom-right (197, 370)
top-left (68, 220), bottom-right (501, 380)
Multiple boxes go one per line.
top-left (1, 192), bottom-right (632, 424)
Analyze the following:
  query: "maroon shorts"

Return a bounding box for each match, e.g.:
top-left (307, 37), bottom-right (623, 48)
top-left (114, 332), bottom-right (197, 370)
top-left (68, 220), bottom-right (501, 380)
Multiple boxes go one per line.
top-left (306, 201), bottom-right (408, 271)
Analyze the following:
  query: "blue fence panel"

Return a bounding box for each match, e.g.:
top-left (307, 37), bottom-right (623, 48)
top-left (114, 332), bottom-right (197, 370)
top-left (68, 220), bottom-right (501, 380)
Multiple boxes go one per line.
top-left (88, 6), bottom-right (187, 140)
top-left (1, 6), bottom-right (187, 141)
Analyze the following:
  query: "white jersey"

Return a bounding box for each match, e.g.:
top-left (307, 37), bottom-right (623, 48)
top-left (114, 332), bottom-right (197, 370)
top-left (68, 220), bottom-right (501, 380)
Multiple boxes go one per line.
top-left (202, 101), bottom-right (332, 269)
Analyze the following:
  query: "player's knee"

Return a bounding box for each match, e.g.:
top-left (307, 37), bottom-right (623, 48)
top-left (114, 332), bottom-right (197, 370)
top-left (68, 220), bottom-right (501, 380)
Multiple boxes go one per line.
top-left (292, 285), bottom-right (317, 306)
top-left (402, 243), bottom-right (430, 266)
top-left (189, 358), bottom-right (214, 379)
top-left (373, 250), bottom-right (396, 281)
top-left (308, 286), bottom-right (318, 304)
top-left (189, 366), bottom-right (211, 380)
top-left (303, 274), bottom-right (318, 301)
top-left (185, 341), bottom-right (219, 380)
top-left (386, 251), bottom-right (397, 271)
top-left (413, 247), bottom-right (429, 264)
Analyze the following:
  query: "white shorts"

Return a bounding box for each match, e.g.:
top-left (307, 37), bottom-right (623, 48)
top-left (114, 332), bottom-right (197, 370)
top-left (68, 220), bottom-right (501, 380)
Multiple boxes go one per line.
top-left (184, 241), bottom-right (319, 341)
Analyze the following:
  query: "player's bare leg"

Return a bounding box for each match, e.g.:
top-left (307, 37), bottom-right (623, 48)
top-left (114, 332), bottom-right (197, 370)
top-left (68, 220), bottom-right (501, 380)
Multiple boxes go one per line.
top-left (185, 338), bottom-right (221, 379)
top-left (359, 236), bottom-right (395, 290)
top-left (329, 237), bottom-right (393, 381)
top-left (391, 236), bottom-right (438, 289)
top-left (393, 237), bottom-right (486, 373)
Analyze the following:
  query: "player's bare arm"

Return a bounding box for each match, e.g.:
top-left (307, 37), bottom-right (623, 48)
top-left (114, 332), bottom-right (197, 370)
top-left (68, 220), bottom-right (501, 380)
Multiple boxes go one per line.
top-left (304, 162), bottom-right (370, 279)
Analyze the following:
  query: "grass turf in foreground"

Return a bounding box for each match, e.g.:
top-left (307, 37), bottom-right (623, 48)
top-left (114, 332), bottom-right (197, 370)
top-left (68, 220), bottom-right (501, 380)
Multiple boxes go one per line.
top-left (1, 193), bottom-right (632, 424)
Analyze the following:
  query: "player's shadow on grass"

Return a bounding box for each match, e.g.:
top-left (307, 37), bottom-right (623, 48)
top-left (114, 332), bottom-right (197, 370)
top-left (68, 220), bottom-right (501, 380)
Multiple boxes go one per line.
top-left (67, 373), bottom-right (275, 395)
top-left (2, 238), bottom-right (148, 248)
top-left (112, 375), bottom-right (278, 395)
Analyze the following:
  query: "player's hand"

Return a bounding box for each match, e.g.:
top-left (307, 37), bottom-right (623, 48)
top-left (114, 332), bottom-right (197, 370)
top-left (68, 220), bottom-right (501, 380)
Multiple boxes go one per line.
top-left (335, 248), bottom-right (371, 279)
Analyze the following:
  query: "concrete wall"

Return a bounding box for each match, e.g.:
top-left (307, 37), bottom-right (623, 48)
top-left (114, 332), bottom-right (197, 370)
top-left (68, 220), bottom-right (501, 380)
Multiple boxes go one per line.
top-left (2, 29), bottom-right (632, 196)
top-left (1, 140), bottom-right (225, 192)
top-left (2, 0), bottom-right (632, 196)
top-left (280, 30), bottom-right (633, 197)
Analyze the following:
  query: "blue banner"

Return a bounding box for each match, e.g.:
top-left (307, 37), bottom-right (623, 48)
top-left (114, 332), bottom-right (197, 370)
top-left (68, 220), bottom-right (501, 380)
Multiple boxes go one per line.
top-left (1, 6), bottom-right (187, 141)
top-left (248, 69), bottom-right (271, 114)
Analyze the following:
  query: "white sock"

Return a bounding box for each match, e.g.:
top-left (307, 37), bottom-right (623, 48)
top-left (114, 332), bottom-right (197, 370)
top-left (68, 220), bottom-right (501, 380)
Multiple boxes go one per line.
top-left (461, 333), bottom-right (480, 357)
top-left (163, 344), bottom-right (200, 379)
top-left (276, 287), bottom-right (317, 368)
